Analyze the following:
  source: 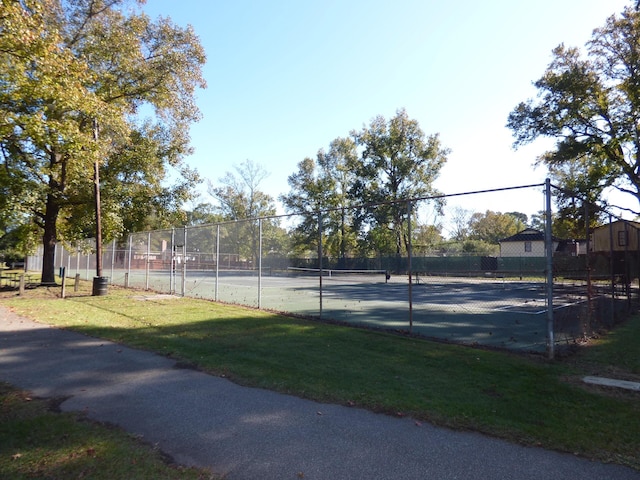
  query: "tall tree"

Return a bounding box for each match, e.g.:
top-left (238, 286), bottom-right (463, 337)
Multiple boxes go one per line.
top-left (468, 211), bottom-right (525, 244)
top-left (280, 138), bottom-right (359, 261)
top-left (208, 159), bottom-right (277, 265)
top-left (280, 157), bottom-right (329, 255)
top-left (507, 5), bottom-right (640, 216)
top-left (0, 0), bottom-right (205, 283)
top-left (352, 108), bottom-right (448, 255)
top-left (208, 159), bottom-right (274, 221)
top-left (318, 137), bottom-right (359, 264)
top-left (547, 156), bottom-right (608, 238)
top-left (449, 206), bottom-right (472, 241)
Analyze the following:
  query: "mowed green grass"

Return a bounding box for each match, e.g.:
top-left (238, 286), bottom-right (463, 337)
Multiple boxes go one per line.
top-left (1, 284), bottom-right (639, 471)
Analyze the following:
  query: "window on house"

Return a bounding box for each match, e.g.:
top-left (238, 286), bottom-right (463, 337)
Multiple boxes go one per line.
top-left (618, 230), bottom-right (629, 247)
top-left (524, 241), bottom-right (532, 252)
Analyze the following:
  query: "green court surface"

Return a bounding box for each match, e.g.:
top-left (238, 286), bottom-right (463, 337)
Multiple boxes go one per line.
top-left (102, 269), bottom-right (592, 353)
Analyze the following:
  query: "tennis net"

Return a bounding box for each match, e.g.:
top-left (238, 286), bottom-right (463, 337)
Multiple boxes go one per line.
top-left (286, 267), bottom-right (389, 283)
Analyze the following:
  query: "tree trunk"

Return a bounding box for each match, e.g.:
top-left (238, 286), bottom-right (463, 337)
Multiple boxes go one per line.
top-left (41, 193), bottom-right (60, 285)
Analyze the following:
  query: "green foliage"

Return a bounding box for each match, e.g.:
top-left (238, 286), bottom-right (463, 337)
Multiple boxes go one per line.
top-left (207, 160), bottom-right (281, 263)
top-left (412, 224), bottom-right (444, 254)
top-left (282, 109), bottom-right (449, 259)
top-left (353, 109), bottom-right (448, 254)
top-left (281, 138), bottom-right (361, 259)
top-left (209, 160), bottom-right (275, 221)
top-left (0, 0), bottom-right (206, 282)
top-left (508, 5), bottom-right (640, 215)
top-left (547, 158), bottom-right (608, 238)
top-left (468, 210), bottom-right (525, 244)
top-left (185, 203), bottom-right (224, 226)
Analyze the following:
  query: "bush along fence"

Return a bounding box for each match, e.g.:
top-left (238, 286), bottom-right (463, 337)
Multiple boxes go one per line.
top-left (27, 180), bottom-right (639, 359)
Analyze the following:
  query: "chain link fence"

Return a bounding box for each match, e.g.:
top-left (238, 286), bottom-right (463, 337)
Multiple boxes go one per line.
top-left (29, 181), bottom-right (639, 357)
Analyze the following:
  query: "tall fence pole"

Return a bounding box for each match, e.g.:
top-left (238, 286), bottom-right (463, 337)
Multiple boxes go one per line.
top-left (126, 234), bottom-right (132, 288)
top-left (544, 178), bottom-right (555, 359)
top-left (624, 221), bottom-right (630, 308)
top-left (258, 219), bottom-right (263, 309)
top-left (182, 226), bottom-right (187, 297)
top-left (110, 239), bottom-right (116, 283)
top-left (407, 201), bottom-right (413, 333)
top-left (585, 201), bottom-right (592, 335)
top-left (318, 212), bottom-right (323, 319)
top-left (215, 224), bottom-right (220, 302)
top-left (609, 215), bottom-right (615, 325)
top-left (145, 232), bottom-right (151, 290)
top-left (170, 228), bottom-right (175, 294)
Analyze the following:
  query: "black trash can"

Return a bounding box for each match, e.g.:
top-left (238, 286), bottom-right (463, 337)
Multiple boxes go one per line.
top-left (92, 276), bottom-right (109, 296)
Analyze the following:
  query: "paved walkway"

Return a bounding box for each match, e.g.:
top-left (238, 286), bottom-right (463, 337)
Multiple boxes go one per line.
top-left (1, 307), bottom-right (639, 480)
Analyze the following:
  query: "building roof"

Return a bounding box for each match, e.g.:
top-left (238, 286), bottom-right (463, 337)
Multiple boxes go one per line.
top-left (591, 220), bottom-right (640, 232)
top-left (499, 228), bottom-right (558, 243)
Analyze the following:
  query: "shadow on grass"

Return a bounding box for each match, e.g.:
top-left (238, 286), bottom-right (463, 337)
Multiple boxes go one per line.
top-left (2, 294), bottom-right (640, 469)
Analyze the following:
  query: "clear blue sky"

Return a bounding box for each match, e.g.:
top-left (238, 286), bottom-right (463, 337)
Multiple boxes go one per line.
top-left (143, 0), bottom-right (632, 219)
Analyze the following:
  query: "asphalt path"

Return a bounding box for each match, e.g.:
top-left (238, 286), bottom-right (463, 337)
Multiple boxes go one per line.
top-left (1, 307), bottom-right (639, 480)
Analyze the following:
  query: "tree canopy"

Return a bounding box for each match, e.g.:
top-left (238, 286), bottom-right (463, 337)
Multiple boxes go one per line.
top-left (507, 5), bottom-right (640, 217)
top-left (208, 160), bottom-right (279, 264)
top-left (352, 109), bottom-right (448, 254)
top-left (280, 137), bottom-right (359, 259)
top-left (281, 109), bottom-right (449, 258)
top-left (0, 0), bottom-right (206, 282)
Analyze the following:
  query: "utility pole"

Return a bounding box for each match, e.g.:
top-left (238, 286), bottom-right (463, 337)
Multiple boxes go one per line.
top-left (92, 118), bottom-right (106, 295)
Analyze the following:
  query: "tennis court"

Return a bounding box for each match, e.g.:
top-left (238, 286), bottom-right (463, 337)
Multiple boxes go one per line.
top-left (46, 183), bottom-right (636, 356)
top-left (113, 267), bottom-right (591, 352)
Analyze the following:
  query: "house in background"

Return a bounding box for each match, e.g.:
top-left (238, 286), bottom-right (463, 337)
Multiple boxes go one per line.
top-left (555, 238), bottom-right (587, 256)
top-left (589, 220), bottom-right (640, 253)
top-left (588, 220), bottom-right (640, 279)
top-left (499, 228), bottom-right (560, 257)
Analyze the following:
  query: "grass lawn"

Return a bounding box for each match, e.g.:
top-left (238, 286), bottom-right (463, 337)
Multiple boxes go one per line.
top-left (1, 281), bottom-right (639, 473)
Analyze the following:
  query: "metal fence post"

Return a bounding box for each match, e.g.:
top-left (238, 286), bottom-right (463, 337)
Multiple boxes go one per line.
top-left (407, 201), bottom-right (413, 333)
top-left (318, 211), bottom-right (323, 319)
top-left (126, 234), bottom-right (132, 288)
top-left (170, 228), bottom-right (176, 294)
top-left (110, 239), bottom-right (116, 283)
top-left (145, 232), bottom-right (151, 290)
top-left (609, 215), bottom-right (615, 325)
top-left (182, 225), bottom-right (187, 297)
top-left (215, 224), bottom-right (220, 302)
top-left (624, 221), bottom-right (630, 308)
top-left (545, 178), bottom-right (555, 359)
top-left (258, 219), bottom-right (263, 309)
top-left (585, 201), bottom-right (592, 334)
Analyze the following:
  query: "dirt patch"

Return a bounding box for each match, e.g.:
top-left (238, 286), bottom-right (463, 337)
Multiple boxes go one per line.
top-left (132, 294), bottom-right (180, 301)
